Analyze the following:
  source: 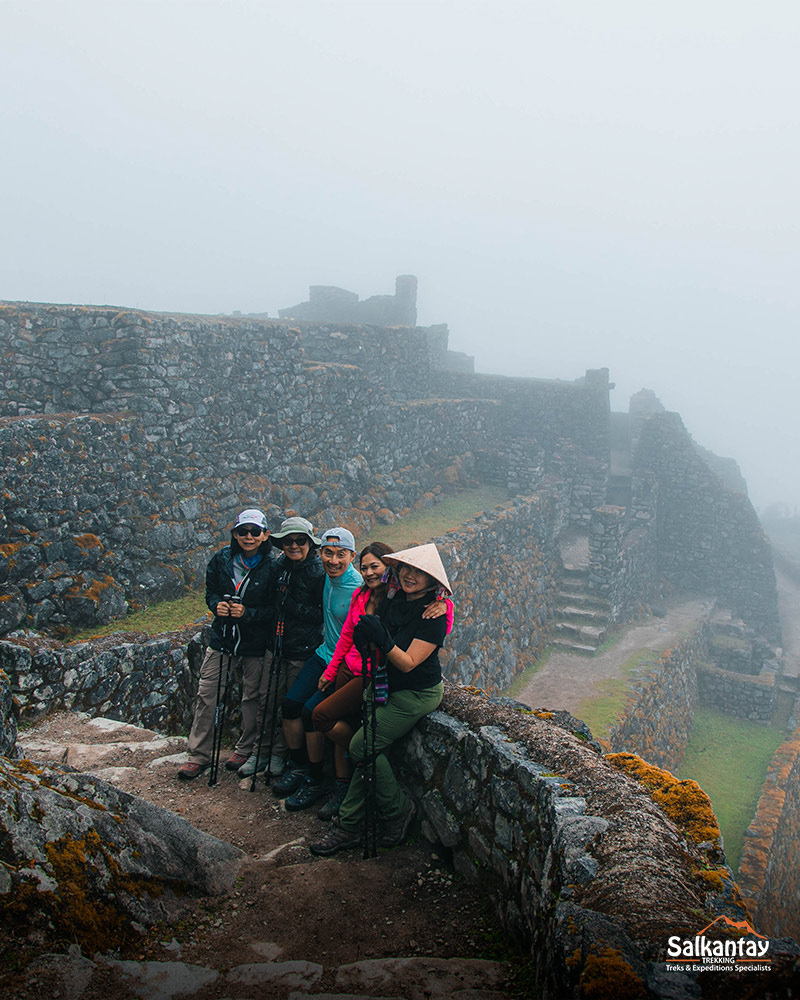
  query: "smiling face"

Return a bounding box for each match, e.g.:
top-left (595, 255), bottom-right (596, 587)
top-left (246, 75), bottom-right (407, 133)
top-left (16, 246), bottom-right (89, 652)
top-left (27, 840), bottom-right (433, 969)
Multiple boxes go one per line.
top-left (397, 562), bottom-right (435, 597)
top-left (233, 524), bottom-right (267, 556)
top-left (359, 551), bottom-right (388, 590)
top-left (320, 545), bottom-right (356, 578)
top-left (281, 534), bottom-right (312, 563)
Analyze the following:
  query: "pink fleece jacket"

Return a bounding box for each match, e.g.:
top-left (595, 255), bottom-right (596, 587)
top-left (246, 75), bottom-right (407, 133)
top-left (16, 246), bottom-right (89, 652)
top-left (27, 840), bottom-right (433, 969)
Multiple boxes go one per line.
top-left (321, 586), bottom-right (455, 682)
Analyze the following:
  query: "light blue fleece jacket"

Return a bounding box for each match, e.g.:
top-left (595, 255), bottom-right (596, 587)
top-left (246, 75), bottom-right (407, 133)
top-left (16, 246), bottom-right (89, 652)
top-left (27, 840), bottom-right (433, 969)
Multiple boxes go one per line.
top-left (315, 561), bottom-right (363, 664)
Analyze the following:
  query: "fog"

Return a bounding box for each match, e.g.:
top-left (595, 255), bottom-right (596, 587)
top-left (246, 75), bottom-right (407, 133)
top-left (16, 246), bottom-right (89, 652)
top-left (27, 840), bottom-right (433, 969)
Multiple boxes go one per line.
top-left (2, 1), bottom-right (799, 511)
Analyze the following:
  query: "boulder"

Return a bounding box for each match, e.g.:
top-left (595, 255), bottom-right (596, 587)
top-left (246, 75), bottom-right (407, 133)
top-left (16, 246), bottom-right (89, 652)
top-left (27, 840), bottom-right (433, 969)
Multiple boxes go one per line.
top-left (0, 757), bottom-right (244, 952)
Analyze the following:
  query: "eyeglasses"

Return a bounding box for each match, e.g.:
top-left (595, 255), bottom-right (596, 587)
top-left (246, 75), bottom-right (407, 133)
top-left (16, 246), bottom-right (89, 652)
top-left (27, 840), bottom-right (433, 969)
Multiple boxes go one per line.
top-left (284, 536), bottom-right (310, 547)
top-left (234, 526), bottom-right (263, 537)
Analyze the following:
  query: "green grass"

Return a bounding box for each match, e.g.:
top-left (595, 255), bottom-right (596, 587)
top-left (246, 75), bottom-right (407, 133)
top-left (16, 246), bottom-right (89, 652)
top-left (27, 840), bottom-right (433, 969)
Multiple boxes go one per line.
top-left (371, 486), bottom-right (509, 550)
top-left (574, 649), bottom-right (657, 740)
top-left (71, 591), bottom-right (208, 640)
top-left (677, 706), bottom-right (783, 871)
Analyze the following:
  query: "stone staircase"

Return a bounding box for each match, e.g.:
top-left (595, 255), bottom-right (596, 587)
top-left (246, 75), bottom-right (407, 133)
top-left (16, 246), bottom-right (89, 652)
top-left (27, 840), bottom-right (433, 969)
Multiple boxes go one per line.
top-left (552, 568), bottom-right (612, 656)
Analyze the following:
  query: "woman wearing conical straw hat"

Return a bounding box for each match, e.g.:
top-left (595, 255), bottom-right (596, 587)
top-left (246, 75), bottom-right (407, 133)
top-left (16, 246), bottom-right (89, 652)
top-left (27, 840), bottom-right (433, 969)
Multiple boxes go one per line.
top-left (309, 542), bottom-right (451, 856)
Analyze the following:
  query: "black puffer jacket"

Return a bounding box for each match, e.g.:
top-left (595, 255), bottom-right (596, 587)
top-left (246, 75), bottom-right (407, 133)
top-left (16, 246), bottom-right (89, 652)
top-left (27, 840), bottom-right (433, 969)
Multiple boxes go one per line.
top-left (265, 552), bottom-right (325, 661)
top-left (205, 546), bottom-right (277, 657)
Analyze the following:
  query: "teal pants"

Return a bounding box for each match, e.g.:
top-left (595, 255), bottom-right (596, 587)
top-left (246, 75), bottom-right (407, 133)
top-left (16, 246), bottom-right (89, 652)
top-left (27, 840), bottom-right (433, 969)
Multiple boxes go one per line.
top-left (338, 682), bottom-right (443, 830)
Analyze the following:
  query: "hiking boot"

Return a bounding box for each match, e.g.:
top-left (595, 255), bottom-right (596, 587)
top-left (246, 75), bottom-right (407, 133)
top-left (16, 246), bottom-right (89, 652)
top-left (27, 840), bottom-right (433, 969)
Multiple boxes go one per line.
top-left (378, 800), bottom-right (416, 848)
top-left (237, 753), bottom-right (270, 778)
top-left (224, 752), bottom-right (249, 772)
top-left (317, 781), bottom-right (350, 821)
top-left (285, 775), bottom-right (326, 812)
top-left (269, 751), bottom-right (286, 777)
top-left (309, 820), bottom-right (362, 857)
top-left (177, 761), bottom-right (210, 781)
top-left (271, 763), bottom-right (306, 797)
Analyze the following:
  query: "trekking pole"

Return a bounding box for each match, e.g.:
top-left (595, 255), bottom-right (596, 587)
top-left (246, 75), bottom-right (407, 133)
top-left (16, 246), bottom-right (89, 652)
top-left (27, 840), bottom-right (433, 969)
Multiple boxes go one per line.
top-left (362, 648), bottom-right (379, 859)
top-left (250, 616), bottom-right (284, 792)
top-left (250, 571), bottom-right (289, 792)
top-left (209, 596), bottom-right (239, 786)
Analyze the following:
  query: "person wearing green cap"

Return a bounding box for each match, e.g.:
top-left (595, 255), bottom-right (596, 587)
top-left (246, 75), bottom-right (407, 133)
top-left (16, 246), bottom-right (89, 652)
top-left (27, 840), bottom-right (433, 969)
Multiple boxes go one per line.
top-left (237, 516), bottom-right (326, 779)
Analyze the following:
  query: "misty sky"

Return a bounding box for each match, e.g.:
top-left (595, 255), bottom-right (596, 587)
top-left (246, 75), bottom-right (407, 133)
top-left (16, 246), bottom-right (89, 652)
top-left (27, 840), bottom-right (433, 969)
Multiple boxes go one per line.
top-left (2, 1), bottom-right (799, 511)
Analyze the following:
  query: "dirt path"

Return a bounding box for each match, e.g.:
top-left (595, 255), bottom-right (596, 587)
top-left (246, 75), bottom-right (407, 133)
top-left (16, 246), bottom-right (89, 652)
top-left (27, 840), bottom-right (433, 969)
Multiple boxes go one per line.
top-left (516, 597), bottom-right (715, 715)
top-left (776, 566), bottom-right (800, 679)
top-left (8, 713), bottom-right (517, 1000)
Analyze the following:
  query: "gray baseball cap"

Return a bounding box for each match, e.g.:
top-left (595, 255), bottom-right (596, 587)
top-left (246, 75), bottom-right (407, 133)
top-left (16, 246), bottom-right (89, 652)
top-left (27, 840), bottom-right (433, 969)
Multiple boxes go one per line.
top-left (320, 527), bottom-right (356, 552)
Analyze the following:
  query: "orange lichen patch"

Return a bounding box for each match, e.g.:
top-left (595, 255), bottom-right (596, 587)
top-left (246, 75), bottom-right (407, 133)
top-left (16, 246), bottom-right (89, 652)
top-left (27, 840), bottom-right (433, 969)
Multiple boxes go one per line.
top-left (578, 947), bottom-right (647, 1000)
top-left (694, 867), bottom-right (728, 892)
top-left (1, 827), bottom-right (165, 954)
top-left (534, 710), bottom-right (554, 720)
top-left (0, 542), bottom-right (24, 569)
top-left (74, 533), bottom-right (103, 551)
top-left (463, 686), bottom-right (488, 698)
top-left (607, 752), bottom-right (721, 847)
top-left (566, 947), bottom-right (582, 968)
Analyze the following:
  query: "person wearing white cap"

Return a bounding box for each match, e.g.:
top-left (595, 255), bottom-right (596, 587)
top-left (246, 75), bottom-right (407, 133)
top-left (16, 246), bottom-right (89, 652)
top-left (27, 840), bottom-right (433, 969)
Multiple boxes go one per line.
top-left (178, 509), bottom-right (276, 781)
top-left (309, 542), bottom-right (452, 855)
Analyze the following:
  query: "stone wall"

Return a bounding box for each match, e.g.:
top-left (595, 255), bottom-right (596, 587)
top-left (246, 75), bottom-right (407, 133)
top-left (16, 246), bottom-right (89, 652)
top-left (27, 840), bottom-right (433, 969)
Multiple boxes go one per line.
top-left (696, 661), bottom-right (776, 724)
top-left (392, 688), bottom-right (773, 1000)
top-left (587, 506), bottom-right (660, 619)
top-left (630, 411), bottom-right (780, 640)
top-left (434, 495), bottom-right (561, 693)
top-left (606, 623), bottom-right (709, 770)
top-left (0, 302), bottom-right (514, 634)
top-left (0, 627), bottom-right (199, 732)
top-left (738, 725), bottom-right (800, 940)
top-left (278, 274), bottom-right (418, 328)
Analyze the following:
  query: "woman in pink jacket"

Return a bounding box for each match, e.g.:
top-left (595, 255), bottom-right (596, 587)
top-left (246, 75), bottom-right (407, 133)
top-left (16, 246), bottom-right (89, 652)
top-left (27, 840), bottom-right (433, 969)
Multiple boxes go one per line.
top-left (311, 541), bottom-right (452, 821)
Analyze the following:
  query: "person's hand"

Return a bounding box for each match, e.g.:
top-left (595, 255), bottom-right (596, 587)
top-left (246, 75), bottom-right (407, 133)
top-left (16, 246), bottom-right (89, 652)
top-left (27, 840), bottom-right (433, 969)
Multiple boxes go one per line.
top-left (422, 600), bottom-right (447, 619)
top-left (353, 614), bottom-right (395, 655)
top-left (216, 601), bottom-right (231, 617)
top-left (229, 600), bottom-right (245, 619)
top-left (318, 676), bottom-right (332, 691)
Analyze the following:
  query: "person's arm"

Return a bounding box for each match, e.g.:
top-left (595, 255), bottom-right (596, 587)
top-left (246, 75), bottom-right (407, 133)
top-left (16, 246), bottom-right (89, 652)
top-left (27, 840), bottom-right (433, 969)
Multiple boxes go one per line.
top-left (205, 552), bottom-right (230, 617)
top-left (384, 638), bottom-right (438, 673)
top-left (353, 614), bottom-right (445, 673)
top-left (421, 599), bottom-right (449, 621)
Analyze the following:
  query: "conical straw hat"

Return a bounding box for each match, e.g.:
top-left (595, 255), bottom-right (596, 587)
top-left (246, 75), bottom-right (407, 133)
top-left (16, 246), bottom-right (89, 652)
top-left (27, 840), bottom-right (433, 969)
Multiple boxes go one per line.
top-left (383, 543), bottom-right (452, 596)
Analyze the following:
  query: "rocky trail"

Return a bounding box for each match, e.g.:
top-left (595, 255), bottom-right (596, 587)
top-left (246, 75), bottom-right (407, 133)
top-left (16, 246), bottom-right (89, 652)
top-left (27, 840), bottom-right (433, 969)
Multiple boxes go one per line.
top-left (5, 713), bottom-right (524, 1000)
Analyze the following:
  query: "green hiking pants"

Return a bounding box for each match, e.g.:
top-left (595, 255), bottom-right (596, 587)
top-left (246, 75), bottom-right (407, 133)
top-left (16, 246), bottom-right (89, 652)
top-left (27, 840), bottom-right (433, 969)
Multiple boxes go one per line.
top-left (338, 682), bottom-right (443, 830)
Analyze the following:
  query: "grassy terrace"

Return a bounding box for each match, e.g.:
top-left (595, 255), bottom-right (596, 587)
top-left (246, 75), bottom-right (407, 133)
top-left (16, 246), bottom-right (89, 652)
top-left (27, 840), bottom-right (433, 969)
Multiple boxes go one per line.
top-left (572, 648), bottom-right (784, 873)
top-left (678, 707), bottom-right (783, 871)
top-left (72, 486), bottom-right (509, 640)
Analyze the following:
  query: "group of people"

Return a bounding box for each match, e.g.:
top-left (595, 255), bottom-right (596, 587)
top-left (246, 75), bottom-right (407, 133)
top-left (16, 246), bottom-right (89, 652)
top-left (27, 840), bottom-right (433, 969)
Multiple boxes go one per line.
top-left (178, 507), bottom-right (454, 856)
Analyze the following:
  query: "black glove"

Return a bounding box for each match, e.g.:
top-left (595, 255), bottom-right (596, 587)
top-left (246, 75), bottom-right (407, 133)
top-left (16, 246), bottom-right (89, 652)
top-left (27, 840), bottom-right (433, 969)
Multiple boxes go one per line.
top-left (353, 614), bottom-right (395, 656)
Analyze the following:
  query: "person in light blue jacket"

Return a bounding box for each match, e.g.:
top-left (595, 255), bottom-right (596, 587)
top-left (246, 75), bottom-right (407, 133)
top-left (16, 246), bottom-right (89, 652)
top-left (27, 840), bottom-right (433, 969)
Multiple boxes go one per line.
top-left (271, 527), bottom-right (362, 810)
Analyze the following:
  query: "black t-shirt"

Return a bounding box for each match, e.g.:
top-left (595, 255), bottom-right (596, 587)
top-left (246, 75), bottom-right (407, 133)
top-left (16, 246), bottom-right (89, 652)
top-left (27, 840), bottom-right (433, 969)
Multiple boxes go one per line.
top-left (378, 590), bottom-right (447, 692)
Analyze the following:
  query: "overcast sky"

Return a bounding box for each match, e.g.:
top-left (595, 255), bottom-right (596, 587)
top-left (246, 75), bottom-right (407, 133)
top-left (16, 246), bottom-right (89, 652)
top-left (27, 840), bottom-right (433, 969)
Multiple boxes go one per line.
top-left (2, 1), bottom-right (799, 511)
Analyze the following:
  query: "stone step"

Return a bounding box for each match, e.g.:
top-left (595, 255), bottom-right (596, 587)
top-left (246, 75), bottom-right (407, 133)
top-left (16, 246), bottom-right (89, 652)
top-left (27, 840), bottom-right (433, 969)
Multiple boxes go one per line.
top-left (550, 640), bottom-right (599, 656)
top-left (554, 622), bottom-right (606, 644)
top-left (557, 591), bottom-right (612, 613)
top-left (562, 567), bottom-right (588, 583)
top-left (555, 604), bottom-right (610, 624)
